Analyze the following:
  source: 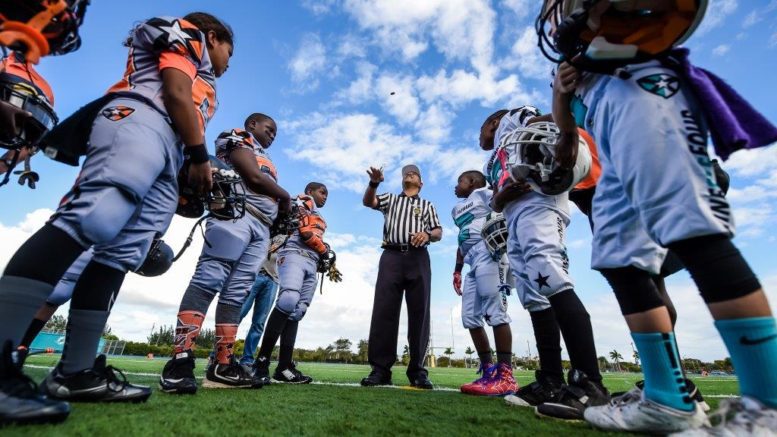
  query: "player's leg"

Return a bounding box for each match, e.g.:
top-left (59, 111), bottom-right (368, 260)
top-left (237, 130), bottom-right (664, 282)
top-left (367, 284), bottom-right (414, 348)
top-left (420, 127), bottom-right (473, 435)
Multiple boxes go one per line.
top-left (204, 221), bottom-right (268, 389)
top-left (161, 218), bottom-right (252, 393)
top-left (274, 259), bottom-right (317, 384)
top-left (504, 211), bottom-right (565, 407)
top-left (18, 249), bottom-right (94, 354)
top-left (254, 251), bottom-right (307, 382)
top-left (459, 265), bottom-right (496, 395)
top-left (513, 206), bottom-right (608, 420)
top-left (473, 248), bottom-right (516, 396)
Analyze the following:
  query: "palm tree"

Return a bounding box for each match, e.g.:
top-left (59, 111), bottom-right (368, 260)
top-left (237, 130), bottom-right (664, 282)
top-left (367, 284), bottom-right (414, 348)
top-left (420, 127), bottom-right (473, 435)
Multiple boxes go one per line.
top-left (609, 350), bottom-right (623, 372)
top-left (443, 347), bottom-right (454, 367)
top-left (464, 346), bottom-right (474, 368)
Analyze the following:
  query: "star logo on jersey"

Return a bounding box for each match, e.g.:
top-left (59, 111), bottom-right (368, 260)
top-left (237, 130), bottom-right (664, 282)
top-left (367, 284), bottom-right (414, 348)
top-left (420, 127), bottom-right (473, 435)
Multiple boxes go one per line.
top-left (101, 105), bottom-right (135, 121)
top-left (159, 19), bottom-right (194, 48)
top-left (637, 74), bottom-right (680, 99)
top-left (534, 272), bottom-right (550, 290)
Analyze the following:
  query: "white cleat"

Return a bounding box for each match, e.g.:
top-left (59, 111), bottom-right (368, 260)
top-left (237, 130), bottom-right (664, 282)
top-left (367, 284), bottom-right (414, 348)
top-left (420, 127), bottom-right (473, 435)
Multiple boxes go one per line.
top-left (670, 396), bottom-right (777, 437)
top-left (584, 387), bottom-right (709, 434)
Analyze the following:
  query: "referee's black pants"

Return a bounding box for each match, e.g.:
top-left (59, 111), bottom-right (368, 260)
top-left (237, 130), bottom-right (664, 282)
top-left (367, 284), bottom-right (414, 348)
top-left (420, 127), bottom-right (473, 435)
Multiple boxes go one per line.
top-left (367, 247), bottom-right (431, 380)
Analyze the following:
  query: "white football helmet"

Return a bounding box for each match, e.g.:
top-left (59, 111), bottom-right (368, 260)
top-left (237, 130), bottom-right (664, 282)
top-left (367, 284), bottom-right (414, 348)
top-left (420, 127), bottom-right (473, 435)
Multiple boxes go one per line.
top-left (499, 121), bottom-right (591, 196)
top-left (481, 212), bottom-right (508, 260)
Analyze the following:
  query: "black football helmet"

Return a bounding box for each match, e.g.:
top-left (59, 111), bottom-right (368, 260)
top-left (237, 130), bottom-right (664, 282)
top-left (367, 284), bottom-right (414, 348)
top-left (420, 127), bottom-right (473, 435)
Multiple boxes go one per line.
top-left (135, 238), bottom-right (174, 277)
top-left (176, 155), bottom-right (246, 221)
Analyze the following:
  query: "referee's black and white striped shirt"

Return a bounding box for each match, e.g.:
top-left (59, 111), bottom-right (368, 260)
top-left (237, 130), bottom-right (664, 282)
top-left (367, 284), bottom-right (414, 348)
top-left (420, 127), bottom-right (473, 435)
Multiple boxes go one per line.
top-left (375, 192), bottom-right (442, 246)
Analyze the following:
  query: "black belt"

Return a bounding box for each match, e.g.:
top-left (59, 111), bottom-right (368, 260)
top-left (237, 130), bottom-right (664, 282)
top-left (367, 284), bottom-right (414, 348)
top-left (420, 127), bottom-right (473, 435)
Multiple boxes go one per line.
top-left (382, 244), bottom-right (427, 252)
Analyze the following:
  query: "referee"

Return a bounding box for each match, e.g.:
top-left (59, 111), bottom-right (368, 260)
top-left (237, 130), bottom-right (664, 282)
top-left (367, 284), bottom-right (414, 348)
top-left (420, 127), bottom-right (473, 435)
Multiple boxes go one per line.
top-left (360, 164), bottom-right (442, 389)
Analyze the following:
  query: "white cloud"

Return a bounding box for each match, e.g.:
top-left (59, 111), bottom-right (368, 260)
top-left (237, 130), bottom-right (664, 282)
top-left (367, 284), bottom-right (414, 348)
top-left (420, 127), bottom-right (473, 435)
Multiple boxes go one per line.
top-left (742, 10), bottom-right (761, 28)
top-left (301, 0), bottom-right (339, 16)
top-left (500, 0), bottom-right (534, 20)
top-left (696, 0), bottom-right (738, 36)
top-left (502, 26), bottom-right (553, 80)
top-left (375, 73), bottom-right (421, 124)
top-left (712, 44), bottom-right (730, 56)
top-left (771, 32), bottom-right (777, 48)
top-left (288, 34), bottom-right (328, 90)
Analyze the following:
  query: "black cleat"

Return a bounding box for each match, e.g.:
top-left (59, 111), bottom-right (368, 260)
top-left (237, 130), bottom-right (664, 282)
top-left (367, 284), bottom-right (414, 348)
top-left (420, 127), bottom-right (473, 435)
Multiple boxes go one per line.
top-left (42, 355), bottom-right (151, 403)
top-left (160, 350), bottom-right (198, 395)
top-left (409, 374), bottom-right (433, 390)
top-left (252, 357), bottom-right (271, 386)
top-left (0, 340), bottom-right (70, 426)
top-left (203, 358), bottom-right (258, 389)
top-left (505, 370), bottom-right (564, 407)
top-left (535, 369), bottom-right (610, 421)
top-left (273, 362), bottom-right (312, 384)
top-left (360, 370), bottom-right (392, 387)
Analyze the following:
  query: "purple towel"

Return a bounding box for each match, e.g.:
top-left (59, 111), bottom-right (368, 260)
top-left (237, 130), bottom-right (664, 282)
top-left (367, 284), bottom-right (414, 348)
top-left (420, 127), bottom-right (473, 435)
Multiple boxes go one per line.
top-left (669, 48), bottom-right (777, 161)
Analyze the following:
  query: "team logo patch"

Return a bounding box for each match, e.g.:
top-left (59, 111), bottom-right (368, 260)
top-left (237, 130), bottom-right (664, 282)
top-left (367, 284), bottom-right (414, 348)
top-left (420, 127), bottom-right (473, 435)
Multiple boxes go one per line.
top-left (637, 74), bottom-right (680, 99)
top-left (101, 105), bottom-right (135, 121)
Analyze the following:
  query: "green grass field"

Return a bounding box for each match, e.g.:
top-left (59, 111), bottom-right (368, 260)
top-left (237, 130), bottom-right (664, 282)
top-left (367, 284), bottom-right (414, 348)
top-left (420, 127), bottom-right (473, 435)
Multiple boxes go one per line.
top-left (5, 355), bottom-right (740, 436)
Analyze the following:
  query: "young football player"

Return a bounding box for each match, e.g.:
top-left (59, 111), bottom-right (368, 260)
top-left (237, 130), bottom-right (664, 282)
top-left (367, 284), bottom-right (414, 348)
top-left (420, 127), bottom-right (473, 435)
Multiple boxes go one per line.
top-left (0, 13), bottom-right (234, 422)
top-left (539, 1), bottom-right (777, 433)
top-left (160, 114), bottom-right (290, 393)
top-left (253, 182), bottom-right (336, 384)
top-left (481, 107), bottom-right (610, 420)
top-left (452, 170), bottom-right (517, 396)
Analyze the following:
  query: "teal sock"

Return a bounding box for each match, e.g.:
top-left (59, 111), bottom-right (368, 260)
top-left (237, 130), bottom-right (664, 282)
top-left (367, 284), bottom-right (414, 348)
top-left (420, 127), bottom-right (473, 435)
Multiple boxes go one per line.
top-left (716, 317), bottom-right (777, 408)
top-left (632, 332), bottom-right (693, 411)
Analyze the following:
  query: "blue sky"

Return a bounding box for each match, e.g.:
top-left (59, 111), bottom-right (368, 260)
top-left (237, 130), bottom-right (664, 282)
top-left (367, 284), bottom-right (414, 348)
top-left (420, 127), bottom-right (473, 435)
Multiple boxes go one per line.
top-left (1, 0), bottom-right (776, 362)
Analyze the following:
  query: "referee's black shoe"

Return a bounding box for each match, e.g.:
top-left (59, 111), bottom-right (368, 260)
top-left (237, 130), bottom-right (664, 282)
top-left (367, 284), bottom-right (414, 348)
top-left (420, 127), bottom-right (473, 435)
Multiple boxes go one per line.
top-left (0, 340), bottom-right (70, 426)
top-left (410, 374), bottom-right (433, 390)
top-left (360, 370), bottom-right (392, 387)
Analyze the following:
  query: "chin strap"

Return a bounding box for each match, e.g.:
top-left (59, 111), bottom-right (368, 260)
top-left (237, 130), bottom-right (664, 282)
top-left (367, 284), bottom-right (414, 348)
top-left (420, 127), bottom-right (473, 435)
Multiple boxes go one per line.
top-left (172, 215), bottom-right (211, 262)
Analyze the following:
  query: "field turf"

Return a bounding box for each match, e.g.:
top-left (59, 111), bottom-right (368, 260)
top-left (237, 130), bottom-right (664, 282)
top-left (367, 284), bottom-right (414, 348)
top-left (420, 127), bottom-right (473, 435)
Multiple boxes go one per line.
top-left (4, 354), bottom-right (739, 436)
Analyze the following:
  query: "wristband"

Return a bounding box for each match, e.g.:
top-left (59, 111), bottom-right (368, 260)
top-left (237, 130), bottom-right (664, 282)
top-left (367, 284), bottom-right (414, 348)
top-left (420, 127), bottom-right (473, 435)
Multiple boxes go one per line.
top-left (186, 144), bottom-right (209, 164)
top-left (455, 262), bottom-right (464, 273)
top-left (369, 181), bottom-right (380, 188)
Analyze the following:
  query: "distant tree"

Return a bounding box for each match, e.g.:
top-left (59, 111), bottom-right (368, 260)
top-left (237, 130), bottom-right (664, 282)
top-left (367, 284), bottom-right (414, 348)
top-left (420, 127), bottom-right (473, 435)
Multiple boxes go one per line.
top-left (147, 325), bottom-right (174, 345)
top-left (464, 346), bottom-right (474, 368)
top-left (401, 345), bottom-right (409, 365)
top-left (444, 347), bottom-right (454, 367)
top-left (632, 349), bottom-right (640, 366)
top-left (333, 338), bottom-right (353, 363)
top-left (609, 350), bottom-right (623, 372)
top-left (357, 339), bottom-right (369, 364)
top-left (598, 356), bottom-right (610, 372)
top-left (43, 314), bottom-right (67, 333)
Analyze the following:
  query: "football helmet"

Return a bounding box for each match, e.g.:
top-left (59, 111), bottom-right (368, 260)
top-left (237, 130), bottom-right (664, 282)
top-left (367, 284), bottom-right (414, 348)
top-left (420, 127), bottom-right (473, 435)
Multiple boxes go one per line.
top-left (536, 0), bottom-right (707, 72)
top-left (0, 0), bottom-right (89, 63)
top-left (317, 242), bottom-right (336, 274)
top-left (176, 155), bottom-right (246, 221)
top-left (481, 212), bottom-right (508, 260)
top-left (0, 61), bottom-right (57, 150)
top-left (135, 239), bottom-right (173, 277)
top-left (500, 122), bottom-right (591, 196)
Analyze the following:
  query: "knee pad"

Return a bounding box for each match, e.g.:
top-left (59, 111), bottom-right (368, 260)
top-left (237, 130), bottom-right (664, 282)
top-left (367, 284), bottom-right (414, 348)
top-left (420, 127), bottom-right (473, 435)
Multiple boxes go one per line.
top-left (276, 290), bottom-right (301, 315)
top-left (78, 186), bottom-right (138, 244)
top-left (599, 267), bottom-right (666, 315)
top-left (667, 234), bottom-right (761, 303)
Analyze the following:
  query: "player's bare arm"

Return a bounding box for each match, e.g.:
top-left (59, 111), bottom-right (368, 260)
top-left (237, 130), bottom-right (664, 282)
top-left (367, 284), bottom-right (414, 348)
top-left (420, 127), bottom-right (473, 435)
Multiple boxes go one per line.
top-left (229, 147), bottom-right (291, 213)
top-left (491, 180), bottom-right (532, 213)
top-left (161, 67), bottom-right (212, 195)
top-left (552, 62), bottom-right (580, 170)
top-left (453, 248), bottom-right (464, 296)
top-left (362, 166), bottom-right (384, 208)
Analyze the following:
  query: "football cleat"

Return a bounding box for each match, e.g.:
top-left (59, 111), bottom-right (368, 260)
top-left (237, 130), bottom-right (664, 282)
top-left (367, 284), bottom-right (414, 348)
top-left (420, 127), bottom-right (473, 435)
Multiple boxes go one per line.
top-left (0, 340), bottom-right (69, 425)
top-left (203, 358), bottom-right (259, 389)
top-left (460, 362), bottom-right (497, 395)
top-left (505, 370), bottom-right (564, 407)
top-left (615, 379), bottom-right (710, 413)
top-left (159, 350), bottom-right (198, 395)
top-left (466, 363), bottom-right (517, 397)
top-left (42, 355), bottom-right (151, 403)
top-left (273, 362), bottom-right (312, 384)
top-left (585, 387), bottom-right (709, 433)
top-left (669, 396), bottom-right (777, 437)
top-left (535, 368), bottom-right (610, 421)
top-left (251, 357), bottom-right (271, 386)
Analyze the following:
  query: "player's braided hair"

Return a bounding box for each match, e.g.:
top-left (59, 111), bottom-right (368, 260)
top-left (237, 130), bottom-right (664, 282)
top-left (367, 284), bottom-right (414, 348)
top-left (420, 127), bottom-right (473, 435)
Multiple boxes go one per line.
top-left (460, 170), bottom-right (486, 188)
top-left (482, 109), bottom-right (508, 127)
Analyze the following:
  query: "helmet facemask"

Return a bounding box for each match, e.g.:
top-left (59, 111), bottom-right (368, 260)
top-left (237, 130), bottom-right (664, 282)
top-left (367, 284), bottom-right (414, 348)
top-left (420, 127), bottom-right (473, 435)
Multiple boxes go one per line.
top-left (0, 77), bottom-right (57, 150)
top-left (481, 212), bottom-right (508, 260)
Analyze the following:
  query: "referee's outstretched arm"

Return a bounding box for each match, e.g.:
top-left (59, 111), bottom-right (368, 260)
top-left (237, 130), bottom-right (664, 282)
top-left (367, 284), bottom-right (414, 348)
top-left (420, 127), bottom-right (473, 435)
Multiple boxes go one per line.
top-left (363, 166), bottom-right (384, 208)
